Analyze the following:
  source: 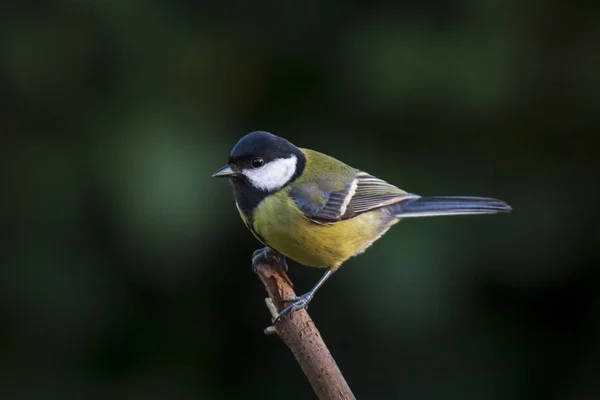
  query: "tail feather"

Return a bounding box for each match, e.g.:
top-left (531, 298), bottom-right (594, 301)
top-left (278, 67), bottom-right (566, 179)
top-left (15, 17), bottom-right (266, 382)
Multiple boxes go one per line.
top-left (392, 196), bottom-right (512, 218)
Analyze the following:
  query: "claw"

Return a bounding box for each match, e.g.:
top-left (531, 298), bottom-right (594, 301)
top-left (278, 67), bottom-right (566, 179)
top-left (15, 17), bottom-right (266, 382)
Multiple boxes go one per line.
top-left (281, 296), bottom-right (301, 303)
top-left (252, 247), bottom-right (288, 272)
top-left (251, 248), bottom-right (269, 267)
top-left (273, 292), bottom-right (313, 323)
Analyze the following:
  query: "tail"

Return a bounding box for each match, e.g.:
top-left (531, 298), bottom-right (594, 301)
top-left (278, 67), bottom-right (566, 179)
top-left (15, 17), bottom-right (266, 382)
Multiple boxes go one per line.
top-left (391, 196), bottom-right (512, 218)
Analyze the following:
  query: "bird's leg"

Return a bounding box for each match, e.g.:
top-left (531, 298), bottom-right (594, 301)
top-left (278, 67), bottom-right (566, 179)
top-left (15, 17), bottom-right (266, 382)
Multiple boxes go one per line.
top-left (273, 268), bottom-right (337, 323)
top-left (252, 247), bottom-right (289, 272)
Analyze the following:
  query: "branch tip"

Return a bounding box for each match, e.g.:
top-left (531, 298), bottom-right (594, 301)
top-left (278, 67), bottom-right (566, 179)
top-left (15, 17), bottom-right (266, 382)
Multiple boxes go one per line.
top-left (264, 326), bottom-right (278, 335)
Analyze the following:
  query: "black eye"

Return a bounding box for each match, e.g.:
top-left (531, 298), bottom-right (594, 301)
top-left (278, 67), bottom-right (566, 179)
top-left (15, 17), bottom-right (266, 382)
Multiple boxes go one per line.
top-left (251, 157), bottom-right (264, 168)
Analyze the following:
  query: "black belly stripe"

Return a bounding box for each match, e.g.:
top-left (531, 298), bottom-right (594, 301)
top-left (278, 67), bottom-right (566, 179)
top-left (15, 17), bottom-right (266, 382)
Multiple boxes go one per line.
top-left (242, 214), bottom-right (268, 247)
top-left (230, 176), bottom-right (276, 248)
top-left (249, 225), bottom-right (268, 247)
top-left (236, 198), bottom-right (269, 247)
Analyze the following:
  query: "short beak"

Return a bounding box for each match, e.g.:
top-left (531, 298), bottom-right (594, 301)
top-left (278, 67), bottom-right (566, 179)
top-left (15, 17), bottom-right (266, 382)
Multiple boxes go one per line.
top-left (212, 164), bottom-right (235, 178)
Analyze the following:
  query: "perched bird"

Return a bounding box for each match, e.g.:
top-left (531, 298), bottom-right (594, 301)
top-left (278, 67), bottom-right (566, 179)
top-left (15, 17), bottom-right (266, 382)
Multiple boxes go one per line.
top-left (213, 131), bottom-right (511, 322)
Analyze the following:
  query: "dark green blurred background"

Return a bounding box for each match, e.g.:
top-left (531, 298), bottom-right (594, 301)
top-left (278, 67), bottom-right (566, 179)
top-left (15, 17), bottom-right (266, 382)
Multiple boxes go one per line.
top-left (2, 1), bottom-right (599, 399)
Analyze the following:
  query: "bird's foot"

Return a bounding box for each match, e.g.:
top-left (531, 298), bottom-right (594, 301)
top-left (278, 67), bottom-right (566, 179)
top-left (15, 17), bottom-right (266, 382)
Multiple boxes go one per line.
top-left (273, 292), bottom-right (313, 323)
top-left (252, 247), bottom-right (289, 272)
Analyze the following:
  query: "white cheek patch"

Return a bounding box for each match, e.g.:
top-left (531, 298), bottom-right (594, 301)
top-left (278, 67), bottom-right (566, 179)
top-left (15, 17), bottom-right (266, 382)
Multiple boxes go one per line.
top-left (242, 155), bottom-right (298, 191)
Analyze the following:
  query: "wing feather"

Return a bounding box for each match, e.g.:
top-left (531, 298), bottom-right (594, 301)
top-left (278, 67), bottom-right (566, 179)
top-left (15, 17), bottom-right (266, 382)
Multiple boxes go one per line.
top-left (291, 171), bottom-right (417, 223)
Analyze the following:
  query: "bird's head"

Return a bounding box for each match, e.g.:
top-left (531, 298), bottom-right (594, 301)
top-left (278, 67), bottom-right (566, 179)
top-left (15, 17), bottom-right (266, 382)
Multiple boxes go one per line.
top-left (212, 131), bottom-right (306, 192)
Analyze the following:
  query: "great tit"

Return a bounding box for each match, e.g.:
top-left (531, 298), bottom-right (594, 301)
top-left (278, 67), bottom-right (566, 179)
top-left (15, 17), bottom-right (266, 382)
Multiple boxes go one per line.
top-left (213, 131), bottom-right (511, 321)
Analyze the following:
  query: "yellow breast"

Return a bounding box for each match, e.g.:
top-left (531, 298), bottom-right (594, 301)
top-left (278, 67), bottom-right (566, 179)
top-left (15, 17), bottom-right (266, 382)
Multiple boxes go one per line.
top-left (252, 189), bottom-right (398, 268)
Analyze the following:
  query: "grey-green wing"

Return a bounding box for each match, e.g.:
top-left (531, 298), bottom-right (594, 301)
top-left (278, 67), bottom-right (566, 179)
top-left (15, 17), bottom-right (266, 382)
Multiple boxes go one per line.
top-left (290, 171), bottom-right (417, 223)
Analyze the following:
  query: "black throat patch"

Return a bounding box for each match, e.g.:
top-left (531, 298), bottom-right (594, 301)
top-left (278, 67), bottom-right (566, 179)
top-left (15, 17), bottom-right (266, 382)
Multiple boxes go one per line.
top-left (230, 177), bottom-right (270, 221)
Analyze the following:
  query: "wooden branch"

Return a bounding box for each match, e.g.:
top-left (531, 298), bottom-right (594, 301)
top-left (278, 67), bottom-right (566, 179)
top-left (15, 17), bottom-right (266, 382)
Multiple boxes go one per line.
top-left (252, 259), bottom-right (356, 400)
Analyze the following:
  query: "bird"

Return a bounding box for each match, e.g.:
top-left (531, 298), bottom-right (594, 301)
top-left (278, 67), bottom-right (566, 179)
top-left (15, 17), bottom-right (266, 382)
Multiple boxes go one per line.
top-left (213, 131), bottom-right (511, 322)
